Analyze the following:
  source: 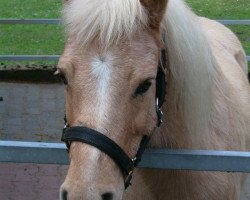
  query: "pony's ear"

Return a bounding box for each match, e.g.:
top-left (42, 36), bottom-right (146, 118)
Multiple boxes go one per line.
top-left (140, 0), bottom-right (168, 29)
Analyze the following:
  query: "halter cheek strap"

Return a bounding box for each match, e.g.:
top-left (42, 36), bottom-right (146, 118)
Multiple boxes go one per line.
top-left (156, 49), bottom-right (167, 126)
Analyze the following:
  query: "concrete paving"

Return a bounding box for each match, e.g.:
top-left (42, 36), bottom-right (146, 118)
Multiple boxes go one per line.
top-left (0, 82), bottom-right (64, 142)
top-left (0, 163), bottom-right (68, 200)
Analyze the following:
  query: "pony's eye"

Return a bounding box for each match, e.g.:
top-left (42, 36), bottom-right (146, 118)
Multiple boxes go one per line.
top-left (56, 72), bottom-right (68, 85)
top-left (134, 79), bottom-right (152, 96)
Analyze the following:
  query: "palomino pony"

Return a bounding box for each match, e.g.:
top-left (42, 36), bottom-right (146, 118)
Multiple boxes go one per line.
top-left (57, 0), bottom-right (250, 199)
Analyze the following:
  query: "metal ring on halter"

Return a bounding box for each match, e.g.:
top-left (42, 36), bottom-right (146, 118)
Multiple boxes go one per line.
top-left (156, 98), bottom-right (163, 127)
top-left (64, 115), bottom-right (69, 128)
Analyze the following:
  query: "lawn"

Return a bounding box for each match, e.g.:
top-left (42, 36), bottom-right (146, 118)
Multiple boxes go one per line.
top-left (187, 0), bottom-right (250, 19)
top-left (0, 0), bottom-right (63, 59)
top-left (0, 0), bottom-right (249, 66)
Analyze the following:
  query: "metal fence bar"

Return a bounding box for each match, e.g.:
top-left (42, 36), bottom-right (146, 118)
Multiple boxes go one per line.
top-left (0, 141), bottom-right (68, 165)
top-left (217, 20), bottom-right (250, 25)
top-left (0, 55), bottom-right (249, 62)
top-left (0, 55), bottom-right (60, 61)
top-left (0, 19), bottom-right (250, 25)
top-left (0, 19), bottom-right (61, 25)
top-left (1, 141), bottom-right (250, 173)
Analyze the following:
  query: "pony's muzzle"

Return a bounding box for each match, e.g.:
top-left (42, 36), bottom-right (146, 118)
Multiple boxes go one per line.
top-left (60, 186), bottom-right (114, 200)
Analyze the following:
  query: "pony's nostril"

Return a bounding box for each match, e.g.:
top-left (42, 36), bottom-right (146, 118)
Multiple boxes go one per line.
top-left (61, 189), bottom-right (68, 200)
top-left (101, 192), bottom-right (113, 200)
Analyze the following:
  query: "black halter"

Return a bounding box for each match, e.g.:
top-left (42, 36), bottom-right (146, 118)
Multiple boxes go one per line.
top-left (61, 49), bottom-right (167, 189)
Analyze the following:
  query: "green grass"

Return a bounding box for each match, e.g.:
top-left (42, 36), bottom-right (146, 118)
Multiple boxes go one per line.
top-left (0, 25), bottom-right (64, 55)
top-left (186, 0), bottom-right (250, 19)
top-left (0, 0), bottom-right (249, 67)
top-left (0, 0), bottom-right (62, 18)
top-left (0, 0), bottom-right (64, 60)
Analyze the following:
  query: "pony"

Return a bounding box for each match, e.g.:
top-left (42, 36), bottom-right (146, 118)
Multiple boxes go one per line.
top-left (57, 0), bottom-right (250, 199)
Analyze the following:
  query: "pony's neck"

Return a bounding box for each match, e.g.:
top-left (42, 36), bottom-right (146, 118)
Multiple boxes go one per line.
top-left (155, 0), bottom-right (220, 148)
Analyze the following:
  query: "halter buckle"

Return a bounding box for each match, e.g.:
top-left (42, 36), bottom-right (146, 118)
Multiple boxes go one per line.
top-left (156, 98), bottom-right (163, 127)
top-left (124, 170), bottom-right (133, 189)
top-left (64, 115), bottom-right (69, 128)
top-left (124, 156), bottom-right (138, 189)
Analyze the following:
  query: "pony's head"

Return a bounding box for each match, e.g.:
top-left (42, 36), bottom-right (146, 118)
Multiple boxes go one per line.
top-left (58, 0), bottom-right (168, 199)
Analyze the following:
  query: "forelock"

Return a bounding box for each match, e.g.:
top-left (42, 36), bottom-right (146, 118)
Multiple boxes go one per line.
top-left (62, 0), bottom-right (148, 48)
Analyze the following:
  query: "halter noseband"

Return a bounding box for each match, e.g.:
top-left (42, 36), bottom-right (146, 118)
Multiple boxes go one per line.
top-left (61, 49), bottom-right (167, 189)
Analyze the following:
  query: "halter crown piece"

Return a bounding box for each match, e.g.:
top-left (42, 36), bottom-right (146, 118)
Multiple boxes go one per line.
top-left (61, 49), bottom-right (167, 189)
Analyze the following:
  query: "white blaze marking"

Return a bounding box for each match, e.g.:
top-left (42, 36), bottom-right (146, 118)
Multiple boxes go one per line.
top-left (91, 55), bottom-right (112, 122)
top-left (89, 54), bottom-right (112, 163)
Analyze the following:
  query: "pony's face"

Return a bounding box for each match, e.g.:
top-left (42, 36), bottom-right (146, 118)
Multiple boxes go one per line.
top-left (59, 0), bottom-right (168, 199)
top-left (59, 32), bottom-right (160, 200)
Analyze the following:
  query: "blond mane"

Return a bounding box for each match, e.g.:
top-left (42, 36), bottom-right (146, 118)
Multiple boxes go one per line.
top-left (62, 0), bottom-right (148, 47)
top-left (162, 0), bottom-right (221, 146)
